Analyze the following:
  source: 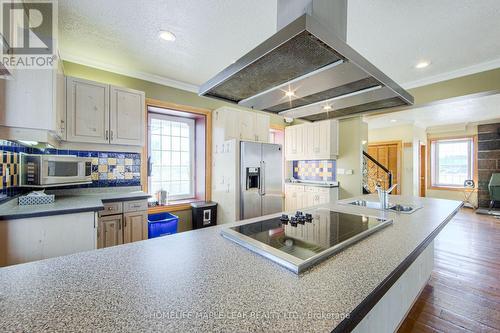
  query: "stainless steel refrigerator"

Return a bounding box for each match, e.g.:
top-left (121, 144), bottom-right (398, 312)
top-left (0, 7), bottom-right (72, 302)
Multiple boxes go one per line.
top-left (240, 141), bottom-right (283, 220)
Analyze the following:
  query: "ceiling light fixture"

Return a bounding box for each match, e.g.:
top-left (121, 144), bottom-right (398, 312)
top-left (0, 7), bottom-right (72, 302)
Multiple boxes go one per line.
top-left (284, 90), bottom-right (295, 98)
top-left (415, 60), bottom-right (431, 69)
top-left (323, 105), bottom-right (332, 111)
top-left (159, 30), bottom-right (176, 42)
top-left (390, 119), bottom-right (397, 123)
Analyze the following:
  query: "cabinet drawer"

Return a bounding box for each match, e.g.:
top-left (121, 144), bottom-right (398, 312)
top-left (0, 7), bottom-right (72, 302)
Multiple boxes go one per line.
top-left (304, 186), bottom-right (317, 193)
top-left (317, 188), bottom-right (330, 194)
top-left (99, 202), bottom-right (123, 217)
top-left (285, 184), bottom-right (304, 193)
top-left (123, 200), bottom-right (148, 213)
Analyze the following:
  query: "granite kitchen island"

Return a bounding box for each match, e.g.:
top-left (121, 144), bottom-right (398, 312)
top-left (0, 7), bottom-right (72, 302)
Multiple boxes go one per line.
top-left (0, 195), bottom-right (462, 332)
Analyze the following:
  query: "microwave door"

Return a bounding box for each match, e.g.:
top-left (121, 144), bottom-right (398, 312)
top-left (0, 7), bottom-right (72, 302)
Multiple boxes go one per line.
top-left (41, 157), bottom-right (92, 185)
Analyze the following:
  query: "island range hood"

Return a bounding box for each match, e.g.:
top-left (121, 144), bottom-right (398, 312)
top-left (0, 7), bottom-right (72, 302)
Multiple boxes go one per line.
top-left (199, 0), bottom-right (413, 121)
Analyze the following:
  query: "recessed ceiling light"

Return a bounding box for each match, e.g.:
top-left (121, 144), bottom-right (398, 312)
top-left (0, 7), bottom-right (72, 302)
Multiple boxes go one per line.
top-left (390, 119), bottom-right (397, 123)
top-left (323, 105), bottom-right (332, 111)
top-left (159, 30), bottom-right (176, 42)
top-left (285, 90), bottom-right (295, 98)
top-left (415, 61), bottom-right (431, 69)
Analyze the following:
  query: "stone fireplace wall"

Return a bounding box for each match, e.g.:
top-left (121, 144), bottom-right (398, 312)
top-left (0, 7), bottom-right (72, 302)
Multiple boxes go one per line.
top-left (477, 123), bottom-right (500, 208)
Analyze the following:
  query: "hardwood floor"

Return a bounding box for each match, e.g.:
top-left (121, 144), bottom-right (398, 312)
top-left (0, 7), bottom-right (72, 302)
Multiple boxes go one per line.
top-left (398, 209), bottom-right (500, 333)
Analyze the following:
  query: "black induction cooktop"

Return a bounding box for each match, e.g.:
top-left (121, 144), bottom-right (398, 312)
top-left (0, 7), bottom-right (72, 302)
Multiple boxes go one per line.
top-left (222, 208), bottom-right (393, 273)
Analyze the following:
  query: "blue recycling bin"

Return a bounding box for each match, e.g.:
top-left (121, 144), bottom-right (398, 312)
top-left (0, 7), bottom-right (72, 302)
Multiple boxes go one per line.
top-left (148, 212), bottom-right (178, 239)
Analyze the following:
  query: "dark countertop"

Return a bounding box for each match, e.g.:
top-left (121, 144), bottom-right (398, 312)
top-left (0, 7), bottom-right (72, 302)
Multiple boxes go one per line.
top-left (0, 189), bottom-right (150, 220)
top-left (0, 195), bottom-right (462, 332)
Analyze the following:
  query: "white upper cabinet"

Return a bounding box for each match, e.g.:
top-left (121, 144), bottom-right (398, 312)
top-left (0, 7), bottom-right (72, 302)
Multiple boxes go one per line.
top-left (238, 111), bottom-right (255, 141)
top-left (66, 77), bottom-right (109, 144)
top-left (285, 119), bottom-right (338, 160)
top-left (285, 124), bottom-right (306, 160)
top-left (109, 86), bottom-right (145, 145)
top-left (0, 61), bottom-right (66, 140)
top-left (254, 113), bottom-right (270, 143)
top-left (212, 107), bottom-right (270, 144)
top-left (66, 76), bottom-right (145, 146)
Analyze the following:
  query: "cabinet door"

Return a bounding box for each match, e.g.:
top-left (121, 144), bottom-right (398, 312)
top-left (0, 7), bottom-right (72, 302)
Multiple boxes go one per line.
top-left (284, 126), bottom-right (295, 160)
top-left (1, 68), bottom-right (55, 131)
top-left (313, 123), bottom-right (323, 157)
top-left (239, 111), bottom-right (255, 141)
top-left (54, 62), bottom-right (66, 140)
top-left (109, 86), bottom-right (145, 146)
top-left (317, 119), bottom-right (338, 158)
top-left (98, 215), bottom-right (123, 249)
top-left (123, 211), bottom-right (148, 243)
top-left (254, 113), bottom-right (270, 143)
top-left (318, 120), bottom-right (332, 158)
top-left (66, 77), bottom-right (109, 144)
top-left (295, 125), bottom-right (305, 158)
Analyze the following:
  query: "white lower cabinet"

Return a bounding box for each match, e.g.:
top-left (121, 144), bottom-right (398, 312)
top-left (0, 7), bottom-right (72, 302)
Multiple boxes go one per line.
top-left (0, 212), bottom-right (97, 267)
top-left (285, 184), bottom-right (338, 211)
top-left (352, 241), bottom-right (435, 333)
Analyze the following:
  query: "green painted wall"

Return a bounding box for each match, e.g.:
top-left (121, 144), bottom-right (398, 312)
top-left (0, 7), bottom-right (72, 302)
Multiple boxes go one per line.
top-left (337, 117), bottom-right (368, 199)
top-left (408, 67), bottom-right (500, 107)
top-left (62, 61), bottom-right (306, 127)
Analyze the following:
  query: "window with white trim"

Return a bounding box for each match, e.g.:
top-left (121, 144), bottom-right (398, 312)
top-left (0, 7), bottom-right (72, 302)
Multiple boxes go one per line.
top-left (148, 113), bottom-right (195, 200)
top-left (430, 138), bottom-right (474, 188)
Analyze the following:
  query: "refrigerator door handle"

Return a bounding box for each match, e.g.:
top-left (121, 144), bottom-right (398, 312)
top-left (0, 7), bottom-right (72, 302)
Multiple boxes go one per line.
top-left (260, 160), bottom-right (266, 196)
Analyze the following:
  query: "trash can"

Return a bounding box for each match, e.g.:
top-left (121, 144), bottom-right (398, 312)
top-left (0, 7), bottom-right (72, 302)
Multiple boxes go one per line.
top-left (191, 201), bottom-right (217, 229)
top-left (148, 212), bottom-right (178, 238)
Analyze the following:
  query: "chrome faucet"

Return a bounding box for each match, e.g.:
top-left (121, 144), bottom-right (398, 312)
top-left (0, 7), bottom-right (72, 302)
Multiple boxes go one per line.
top-left (375, 184), bottom-right (398, 210)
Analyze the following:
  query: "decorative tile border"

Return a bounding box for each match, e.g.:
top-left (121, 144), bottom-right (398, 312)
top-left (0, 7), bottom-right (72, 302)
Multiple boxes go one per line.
top-left (0, 140), bottom-right (141, 199)
top-left (293, 160), bottom-right (336, 182)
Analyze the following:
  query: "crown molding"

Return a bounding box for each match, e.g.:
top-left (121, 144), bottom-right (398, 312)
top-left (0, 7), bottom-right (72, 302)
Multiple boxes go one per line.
top-left (402, 57), bottom-right (500, 90)
top-left (59, 52), bottom-right (199, 93)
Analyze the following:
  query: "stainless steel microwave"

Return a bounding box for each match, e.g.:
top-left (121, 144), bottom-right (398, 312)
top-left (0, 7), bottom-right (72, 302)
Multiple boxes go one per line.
top-left (20, 154), bottom-right (93, 187)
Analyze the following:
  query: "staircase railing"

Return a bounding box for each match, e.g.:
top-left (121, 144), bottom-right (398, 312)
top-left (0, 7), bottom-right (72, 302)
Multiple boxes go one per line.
top-left (362, 151), bottom-right (393, 194)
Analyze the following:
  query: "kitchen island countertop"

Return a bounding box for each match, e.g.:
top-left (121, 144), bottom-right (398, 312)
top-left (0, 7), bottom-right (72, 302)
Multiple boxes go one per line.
top-left (0, 195), bottom-right (461, 332)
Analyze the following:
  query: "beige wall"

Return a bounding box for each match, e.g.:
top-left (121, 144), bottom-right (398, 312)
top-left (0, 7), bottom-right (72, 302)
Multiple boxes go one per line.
top-left (368, 124), bottom-right (425, 196)
top-left (368, 122), bottom-right (478, 204)
top-left (337, 117), bottom-right (368, 199)
top-left (426, 124), bottom-right (478, 206)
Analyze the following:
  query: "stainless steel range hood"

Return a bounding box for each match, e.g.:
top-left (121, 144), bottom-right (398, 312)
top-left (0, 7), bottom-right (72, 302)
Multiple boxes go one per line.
top-left (199, 0), bottom-right (413, 121)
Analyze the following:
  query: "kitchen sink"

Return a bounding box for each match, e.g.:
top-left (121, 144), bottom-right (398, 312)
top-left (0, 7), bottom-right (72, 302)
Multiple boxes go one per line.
top-left (343, 200), bottom-right (421, 214)
top-left (388, 204), bottom-right (415, 213)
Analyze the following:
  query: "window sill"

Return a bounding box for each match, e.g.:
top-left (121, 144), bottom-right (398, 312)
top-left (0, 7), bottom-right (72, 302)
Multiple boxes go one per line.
top-left (147, 198), bottom-right (200, 213)
top-left (429, 186), bottom-right (477, 192)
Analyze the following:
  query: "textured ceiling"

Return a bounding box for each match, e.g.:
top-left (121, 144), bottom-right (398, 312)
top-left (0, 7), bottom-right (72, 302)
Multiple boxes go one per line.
top-left (59, 0), bottom-right (277, 90)
top-left (365, 93), bottom-right (500, 130)
top-left (347, 0), bottom-right (500, 88)
top-left (59, 0), bottom-right (500, 92)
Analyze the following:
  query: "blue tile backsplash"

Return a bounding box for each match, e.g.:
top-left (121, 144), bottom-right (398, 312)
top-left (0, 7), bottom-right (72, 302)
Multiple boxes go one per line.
top-left (292, 160), bottom-right (336, 182)
top-left (0, 140), bottom-right (141, 199)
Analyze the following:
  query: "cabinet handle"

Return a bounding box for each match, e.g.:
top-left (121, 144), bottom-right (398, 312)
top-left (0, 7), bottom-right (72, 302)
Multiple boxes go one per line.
top-left (110, 130), bottom-right (114, 141)
top-left (124, 219), bottom-right (127, 228)
top-left (105, 130), bottom-right (109, 141)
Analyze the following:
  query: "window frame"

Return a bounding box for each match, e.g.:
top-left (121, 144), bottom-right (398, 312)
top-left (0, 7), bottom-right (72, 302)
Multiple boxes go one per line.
top-left (429, 137), bottom-right (475, 189)
top-left (148, 112), bottom-right (196, 201)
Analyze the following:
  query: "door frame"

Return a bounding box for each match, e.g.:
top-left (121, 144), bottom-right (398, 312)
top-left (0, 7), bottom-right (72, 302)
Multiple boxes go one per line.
top-left (367, 140), bottom-right (403, 194)
top-left (419, 142), bottom-right (426, 197)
